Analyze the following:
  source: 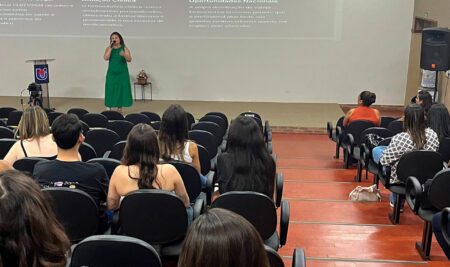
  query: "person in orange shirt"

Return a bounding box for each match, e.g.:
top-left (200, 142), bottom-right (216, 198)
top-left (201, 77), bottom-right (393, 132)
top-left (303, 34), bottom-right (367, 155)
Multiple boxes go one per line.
top-left (343, 91), bottom-right (381, 127)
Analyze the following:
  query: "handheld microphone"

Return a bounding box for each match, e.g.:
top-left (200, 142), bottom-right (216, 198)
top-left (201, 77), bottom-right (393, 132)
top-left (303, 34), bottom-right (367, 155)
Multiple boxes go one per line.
top-left (110, 40), bottom-right (116, 48)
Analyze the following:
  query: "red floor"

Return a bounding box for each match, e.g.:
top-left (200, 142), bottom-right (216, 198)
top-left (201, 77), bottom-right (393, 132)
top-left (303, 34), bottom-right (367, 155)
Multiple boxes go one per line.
top-left (273, 133), bottom-right (449, 266)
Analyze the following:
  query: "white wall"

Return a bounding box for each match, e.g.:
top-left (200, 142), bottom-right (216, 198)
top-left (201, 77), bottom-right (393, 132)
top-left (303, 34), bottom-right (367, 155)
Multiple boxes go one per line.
top-left (0, 0), bottom-right (414, 104)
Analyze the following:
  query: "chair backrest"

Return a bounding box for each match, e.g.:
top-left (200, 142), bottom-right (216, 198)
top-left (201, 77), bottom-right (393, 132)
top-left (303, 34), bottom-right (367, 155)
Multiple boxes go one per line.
top-left (107, 120), bottom-right (134, 140)
top-left (43, 187), bottom-right (98, 242)
top-left (211, 191), bottom-right (277, 240)
top-left (199, 115), bottom-right (227, 137)
top-left (71, 235), bottom-right (162, 267)
top-left (192, 121), bottom-right (223, 147)
top-left (84, 129), bottom-right (121, 157)
top-left (360, 127), bottom-right (393, 150)
top-left (13, 157), bottom-right (49, 175)
top-left (119, 189), bottom-right (188, 245)
top-left (427, 169), bottom-right (450, 210)
top-left (344, 120), bottom-right (375, 146)
top-left (396, 150), bottom-right (443, 184)
top-left (168, 161), bottom-right (201, 202)
top-left (79, 142), bottom-right (98, 162)
top-left (380, 116), bottom-right (397, 128)
top-left (0, 138), bottom-right (16, 159)
top-left (186, 112), bottom-right (195, 129)
top-left (438, 137), bottom-right (450, 163)
top-left (141, 111), bottom-right (161, 122)
top-left (101, 110), bottom-right (124, 121)
top-left (0, 107), bottom-right (16, 119)
top-left (205, 112), bottom-right (228, 129)
top-left (196, 144), bottom-right (211, 176)
top-left (336, 116), bottom-right (344, 128)
top-left (87, 158), bottom-right (121, 180)
top-left (0, 126), bottom-right (15, 139)
top-left (80, 120), bottom-right (90, 134)
top-left (108, 140), bottom-right (126, 161)
top-left (47, 111), bottom-right (63, 125)
top-left (387, 120), bottom-right (403, 135)
top-left (81, 113), bottom-right (109, 128)
top-left (7, 110), bottom-right (23, 127)
top-left (241, 112), bottom-right (263, 132)
top-left (67, 108), bottom-right (89, 119)
top-left (188, 130), bottom-right (217, 159)
top-left (265, 245), bottom-right (285, 267)
top-left (125, 113), bottom-right (151, 125)
top-left (151, 121), bottom-right (161, 130)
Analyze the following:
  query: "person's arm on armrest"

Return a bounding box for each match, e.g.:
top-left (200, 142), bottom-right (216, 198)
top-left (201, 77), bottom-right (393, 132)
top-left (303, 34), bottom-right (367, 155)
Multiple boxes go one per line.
top-left (165, 164), bottom-right (190, 207)
top-left (107, 167), bottom-right (121, 210)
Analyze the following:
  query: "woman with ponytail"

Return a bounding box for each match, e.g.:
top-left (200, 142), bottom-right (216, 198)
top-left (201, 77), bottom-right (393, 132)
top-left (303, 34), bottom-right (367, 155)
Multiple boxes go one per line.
top-left (107, 124), bottom-right (190, 214)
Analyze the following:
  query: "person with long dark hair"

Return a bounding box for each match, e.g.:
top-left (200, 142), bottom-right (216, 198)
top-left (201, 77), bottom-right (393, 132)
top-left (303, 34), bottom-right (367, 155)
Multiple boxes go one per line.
top-left (104, 31), bottom-right (132, 113)
top-left (427, 103), bottom-right (450, 139)
top-left (416, 90), bottom-right (433, 115)
top-left (107, 124), bottom-right (191, 219)
top-left (343, 90), bottom-right (381, 127)
top-left (377, 103), bottom-right (439, 207)
top-left (0, 170), bottom-right (70, 267)
top-left (217, 115), bottom-right (275, 198)
top-left (158, 104), bottom-right (206, 185)
top-left (178, 208), bottom-right (270, 267)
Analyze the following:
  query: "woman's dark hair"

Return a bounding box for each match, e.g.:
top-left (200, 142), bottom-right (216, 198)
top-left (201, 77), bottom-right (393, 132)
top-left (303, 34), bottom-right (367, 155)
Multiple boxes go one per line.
top-left (417, 90), bottom-right (433, 114)
top-left (427, 103), bottom-right (450, 139)
top-left (110, 32), bottom-right (125, 46)
top-left (122, 123), bottom-right (161, 189)
top-left (0, 170), bottom-right (70, 267)
top-left (178, 208), bottom-right (270, 267)
top-left (359, 91), bottom-right (376, 107)
top-left (224, 116), bottom-right (275, 198)
top-left (403, 103), bottom-right (427, 149)
top-left (158, 104), bottom-right (189, 162)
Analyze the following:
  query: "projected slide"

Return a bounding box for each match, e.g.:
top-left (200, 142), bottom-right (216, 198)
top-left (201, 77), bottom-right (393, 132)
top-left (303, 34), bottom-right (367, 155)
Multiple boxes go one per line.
top-left (0, 0), bottom-right (338, 38)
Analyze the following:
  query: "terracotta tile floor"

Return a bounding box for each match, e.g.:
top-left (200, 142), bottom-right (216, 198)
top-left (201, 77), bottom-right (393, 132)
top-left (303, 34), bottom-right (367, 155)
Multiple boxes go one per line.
top-left (273, 133), bottom-right (449, 266)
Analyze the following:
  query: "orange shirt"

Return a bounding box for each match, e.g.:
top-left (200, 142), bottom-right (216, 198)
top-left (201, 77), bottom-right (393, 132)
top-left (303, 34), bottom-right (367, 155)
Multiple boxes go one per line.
top-left (348, 106), bottom-right (379, 126)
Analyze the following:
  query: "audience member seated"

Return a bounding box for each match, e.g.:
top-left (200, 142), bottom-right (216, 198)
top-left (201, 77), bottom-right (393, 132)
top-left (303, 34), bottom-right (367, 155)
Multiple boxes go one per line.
top-left (343, 91), bottom-right (381, 127)
top-left (372, 103), bottom-right (439, 208)
top-left (416, 90), bottom-right (433, 116)
top-left (178, 208), bottom-right (270, 267)
top-left (432, 211), bottom-right (450, 259)
top-left (0, 170), bottom-right (70, 266)
top-left (107, 123), bottom-right (192, 222)
top-left (427, 103), bottom-right (450, 139)
top-left (4, 106), bottom-right (57, 165)
top-left (217, 115), bottom-right (275, 199)
top-left (33, 114), bottom-right (109, 233)
top-left (158, 104), bottom-right (207, 185)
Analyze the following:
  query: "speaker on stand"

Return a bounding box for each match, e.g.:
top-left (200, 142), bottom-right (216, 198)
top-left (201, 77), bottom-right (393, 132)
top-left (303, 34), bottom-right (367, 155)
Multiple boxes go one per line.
top-left (420, 27), bottom-right (450, 102)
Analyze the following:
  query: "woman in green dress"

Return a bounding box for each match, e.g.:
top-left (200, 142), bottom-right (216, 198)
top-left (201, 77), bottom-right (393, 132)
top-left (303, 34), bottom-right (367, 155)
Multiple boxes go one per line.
top-left (104, 32), bottom-right (132, 113)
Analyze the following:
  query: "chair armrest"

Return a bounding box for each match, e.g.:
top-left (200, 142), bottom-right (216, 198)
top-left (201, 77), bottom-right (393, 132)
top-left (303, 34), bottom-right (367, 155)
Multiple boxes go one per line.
top-left (441, 207), bottom-right (450, 245)
top-left (271, 153), bottom-right (277, 162)
top-left (267, 131), bottom-right (272, 143)
top-left (360, 143), bottom-right (369, 167)
top-left (336, 126), bottom-right (342, 144)
top-left (327, 122), bottom-right (333, 139)
top-left (292, 248), bottom-right (306, 267)
top-left (275, 172), bottom-right (283, 208)
top-left (346, 133), bottom-right (355, 154)
top-left (103, 151), bottom-right (111, 158)
top-left (406, 176), bottom-right (422, 214)
top-left (267, 141), bottom-right (273, 154)
top-left (193, 198), bottom-right (204, 220)
top-left (378, 162), bottom-right (391, 187)
top-left (204, 171), bottom-right (215, 205)
top-left (280, 200), bottom-right (290, 247)
top-left (111, 210), bottom-right (120, 234)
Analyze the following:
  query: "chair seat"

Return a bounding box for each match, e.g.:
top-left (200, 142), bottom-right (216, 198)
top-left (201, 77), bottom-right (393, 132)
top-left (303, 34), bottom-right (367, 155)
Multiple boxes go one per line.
top-left (417, 208), bottom-right (440, 222)
top-left (264, 231), bottom-right (279, 251)
top-left (389, 184), bottom-right (405, 195)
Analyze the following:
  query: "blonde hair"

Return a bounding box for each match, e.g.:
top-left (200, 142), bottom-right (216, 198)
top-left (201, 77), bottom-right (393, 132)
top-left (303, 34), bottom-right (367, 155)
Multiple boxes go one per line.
top-left (17, 106), bottom-right (50, 140)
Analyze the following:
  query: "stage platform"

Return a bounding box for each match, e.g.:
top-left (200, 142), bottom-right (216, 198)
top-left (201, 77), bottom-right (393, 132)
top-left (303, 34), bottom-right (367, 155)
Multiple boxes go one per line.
top-left (0, 96), bottom-right (350, 133)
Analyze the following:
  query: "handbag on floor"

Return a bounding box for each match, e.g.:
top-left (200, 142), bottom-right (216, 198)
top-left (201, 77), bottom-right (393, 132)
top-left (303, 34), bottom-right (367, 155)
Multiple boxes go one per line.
top-left (348, 184), bottom-right (381, 202)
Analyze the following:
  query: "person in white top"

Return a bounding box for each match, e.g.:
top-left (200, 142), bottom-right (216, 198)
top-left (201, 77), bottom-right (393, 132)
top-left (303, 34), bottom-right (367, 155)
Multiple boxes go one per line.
top-left (158, 104), bottom-right (206, 185)
top-left (4, 106), bottom-right (57, 165)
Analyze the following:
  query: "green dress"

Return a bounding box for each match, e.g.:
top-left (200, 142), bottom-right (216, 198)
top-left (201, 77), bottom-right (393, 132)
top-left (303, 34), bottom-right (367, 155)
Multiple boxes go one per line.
top-left (105, 46), bottom-right (132, 107)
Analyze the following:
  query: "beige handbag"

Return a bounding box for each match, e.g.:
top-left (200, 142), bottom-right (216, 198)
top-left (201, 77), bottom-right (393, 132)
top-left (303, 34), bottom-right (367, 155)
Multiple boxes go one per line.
top-left (348, 184), bottom-right (381, 202)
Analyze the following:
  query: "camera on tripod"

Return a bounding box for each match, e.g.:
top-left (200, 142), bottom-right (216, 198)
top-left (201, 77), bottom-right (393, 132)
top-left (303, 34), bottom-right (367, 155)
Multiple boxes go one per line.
top-left (27, 82), bottom-right (43, 107)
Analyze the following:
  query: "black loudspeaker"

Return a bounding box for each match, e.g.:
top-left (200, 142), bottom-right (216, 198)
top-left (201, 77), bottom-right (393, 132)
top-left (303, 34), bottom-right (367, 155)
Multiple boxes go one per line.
top-left (420, 28), bottom-right (450, 71)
